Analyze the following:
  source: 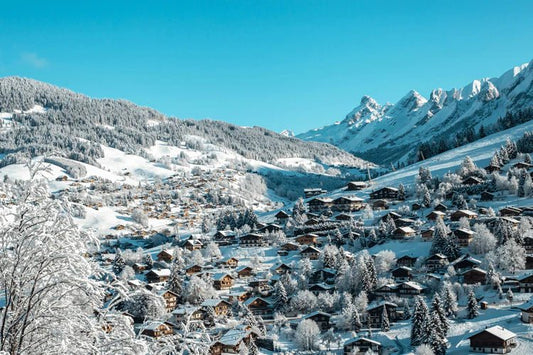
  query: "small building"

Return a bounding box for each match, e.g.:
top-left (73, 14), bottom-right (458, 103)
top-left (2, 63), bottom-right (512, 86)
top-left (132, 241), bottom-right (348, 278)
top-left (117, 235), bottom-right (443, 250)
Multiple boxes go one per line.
top-left (518, 299), bottom-right (533, 323)
top-left (274, 210), bottom-right (290, 223)
top-left (454, 228), bottom-right (475, 247)
top-left (140, 321), bottom-right (174, 338)
top-left (513, 161), bottom-right (532, 170)
top-left (425, 254), bottom-right (449, 272)
top-left (300, 246), bottom-right (321, 260)
top-left (452, 255), bottom-right (482, 272)
top-left (481, 191), bottom-right (495, 201)
top-left (303, 311), bottom-right (331, 331)
top-left (467, 326), bottom-right (517, 354)
top-left (146, 268), bottom-right (171, 283)
top-left (157, 249), bottom-right (174, 263)
top-left (499, 206), bottom-right (522, 217)
top-left (201, 299), bottom-right (231, 317)
top-left (397, 281), bottom-right (425, 296)
top-left (393, 226), bottom-right (416, 239)
top-left (217, 257), bottom-right (239, 268)
top-left (434, 203), bottom-right (448, 212)
top-left (295, 233), bottom-right (318, 245)
top-left (185, 264), bottom-right (202, 276)
top-left (421, 228), bottom-right (434, 241)
top-left (244, 297), bottom-right (272, 317)
top-left (344, 337), bottom-right (382, 355)
top-left (332, 196), bottom-right (365, 211)
top-left (369, 187), bottom-right (399, 200)
top-left (346, 181), bottom-right (368, 191)
top-left (308, 283), bottom-right (335, 296)
top-left (391, 266), bottom-right (413, 282)
top-left (280, 242), bottom-right (300, 252)
top-left (271, 263), bottom-right (292, 275)
top-left (372, 199), bottom-right (389, 210)
top-left (236, 266), bottom-right (254, 278)
top-left (461, 268), bottom-right (487, 285)
top-left (213, 273), bottom-right (234, 290)
top-left (156, 289), bottom-right (179, 312)
top-left (304, 188), bottom-right (327, 198)
top-left (485, 164), bottom-right (501, 173)
top-left (426, 210), bottom-right (446, 221)
top-left (239, 233), bottom-right (265, 248)
top-left (397, 255), bottom-right (417, 267)
top-left (214, 230), bottom-right (237, 245)
top-left (518, 273), bottom-right (533, 293)
top-left (307, 197), bottom-right (334, 212)
top-left (463, 176), bottom-right (484, 185)
top-left (450, 209), bottom-right (478, 221)
top-left (366, 302), bottom-right (399, 327)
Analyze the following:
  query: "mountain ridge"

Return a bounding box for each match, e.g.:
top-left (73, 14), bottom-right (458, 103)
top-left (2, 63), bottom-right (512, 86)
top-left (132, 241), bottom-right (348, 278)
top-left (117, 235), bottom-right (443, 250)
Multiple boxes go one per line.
top-left (297, 59), bottom-right (533, 165)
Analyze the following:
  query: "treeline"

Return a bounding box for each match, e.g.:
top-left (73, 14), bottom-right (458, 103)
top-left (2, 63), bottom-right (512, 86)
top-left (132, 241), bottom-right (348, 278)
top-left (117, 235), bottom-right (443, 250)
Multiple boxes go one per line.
top-left (0, 77), bottom-right (369, 169)
top-left (416, 107), bottom-right (533, 162)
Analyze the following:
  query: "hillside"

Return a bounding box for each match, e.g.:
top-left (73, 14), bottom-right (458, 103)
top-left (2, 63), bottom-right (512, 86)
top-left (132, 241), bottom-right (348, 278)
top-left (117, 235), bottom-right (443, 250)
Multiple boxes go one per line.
top-left (298, 58), bottom-right (533, 165)
top-left (0, 77), bottom-right (373, 172)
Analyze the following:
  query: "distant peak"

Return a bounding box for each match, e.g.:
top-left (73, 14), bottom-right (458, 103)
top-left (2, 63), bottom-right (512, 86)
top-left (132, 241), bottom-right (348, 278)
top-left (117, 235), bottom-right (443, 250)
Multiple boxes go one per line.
top-left (360, 95), bottom-right (378, 107)
top-left (397, 90), bottom-right (427, 111)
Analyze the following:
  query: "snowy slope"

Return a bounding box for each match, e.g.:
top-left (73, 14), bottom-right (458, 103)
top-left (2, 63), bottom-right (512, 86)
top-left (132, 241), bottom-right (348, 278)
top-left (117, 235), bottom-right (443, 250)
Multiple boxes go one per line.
top-left (298, 59), bottom-right (533, 165)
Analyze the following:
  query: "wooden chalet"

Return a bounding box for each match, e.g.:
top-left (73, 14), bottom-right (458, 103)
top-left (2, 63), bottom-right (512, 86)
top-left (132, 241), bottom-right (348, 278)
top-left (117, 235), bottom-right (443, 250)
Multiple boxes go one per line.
top-left (484, 164), bottom-right (501, 173)
top-left (244, 297), bottom-right (272, 316)
top-left (397, 255), bottom-right (417, 267)
top-left (307, 197), bottom-right (333, 212)
top-left (344, 337), bottom-right (382, 355)
top-left (274, 210), bottom-right (290, 223)
top-left (463, 176), bottom-right (484, 185)
top-left (434, 203), bottom-right (448, 212)
top-left (397, 281), bottom-right (425, 296)
top-left (303, 311), bottom-right (331, 331)
top-left (156, 290), bottom-right (179, 312)
top-left (157, 249), bottom-right (174, 263)
top-left (450, 209), bottom-right (478, 221)
top-left (335, 213), bottom-right (353, 221)
top-left (183, 239), bottom-right (203, 251)
top-left (312, 268), bottom-right (337, 284)
top-left (382, 211), bottom-right (401, 221)
top-left (280, 242), bottom-right (300, 251)
top-left (421, 228), bottom-right (434, 240)
top-left (294, 233), bottom-right (318, 245)
top-left (217, 257), bottom-right (239, 268)
top-left (391, 266), bottom-right (413, 282)
top-left (212, 273), bottom-right (234, 290)
top-left (393, 226), bottom-right (416, 239)
top-left (451, 255), bottom-right (482, 272)
top-left (133, 263), bottom-right (149, 273)
top-left (395, 217), bottom-right (416, 227)
top-left (213, 230), bottom-right (237, 245)
top-left (499, 206), bottom-right (522, 217)
top-left (236, 266), bottom-right (254, 278)
top-left (369, 187), bottom-right (399, 200)
top-left (271, 263), bottom-right (292, 275)
top-left (426, 210), bottom-right (446, 221)
top-left (461, 268), bottom-right (487, 285)
top-left (185, 264), bottom-right (202, 276)
top-left (210, 328), bottom-right (258, 355)
top-left (239, 233), bottom-right (265, 247)
top-left (346, 181), bottom-right (368, 191)
top-left (260, 223), bottom-right (282, 234)
top-left (366, 302), bottom-right (399, 327)
top-left (425, 254), bottom-right (449, 272)
top-left (518, 273), bottom-right (533, 293)
top-left (481, 191), bottom-right (495, 201)
top-left (201, 299), bottom-right (231, 317)
top-left (372, 199), bottom-right (389, 210)
top-left (524, 236), bottom-right (533, 254)
top-left (332, 196), bottom-right (365, 211)
top-left (308, 283), bottom-right (335, 296)
top-left (454, 228), bottom-right (475, 247)
top-left (146, 268), bottom-right (171, 283)
top-left (513, 161), bottom-right (532, 170)
top-left (518, 299), bottom-right (533, 323)
top-left (300, 246), bottom-right (321, 260)
top-left (141, 321), bottom-right (173, 338)
top-left (304, 188), bottom-right (327, 198)
top-left (467, 326), bottom-right (517, 354)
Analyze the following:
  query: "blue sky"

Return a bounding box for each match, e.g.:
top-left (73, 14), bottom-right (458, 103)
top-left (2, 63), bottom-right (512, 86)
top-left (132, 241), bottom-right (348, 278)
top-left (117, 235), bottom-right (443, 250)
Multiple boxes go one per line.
top-left (1, 1), bottom-right (533, 133)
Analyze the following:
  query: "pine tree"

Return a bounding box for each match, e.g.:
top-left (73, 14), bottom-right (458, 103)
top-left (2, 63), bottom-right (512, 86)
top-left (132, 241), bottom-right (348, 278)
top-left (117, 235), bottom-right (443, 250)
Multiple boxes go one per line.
top-left (352, 307), bottom-right (362, 331)
top-left (143, 253), bottom-right (154, 269)
top-left (411, 296), bottom-right (430, 346)
top-left (381, 306), bottom-right (390, 332)
top-left (441, 284), bottom-right (458, 318)
top-left (467, 290), bottom-right (479, 319)
top-left (273, 281), bottom-right (288, 311)
top-left (431, 295), bottom-right (449, 337)
top-left (398, 183), bottom-right (406, 200)
top-left (427, 320), bottom-right (447, 355)
top-left (113, 249), bottom-right (126, 274)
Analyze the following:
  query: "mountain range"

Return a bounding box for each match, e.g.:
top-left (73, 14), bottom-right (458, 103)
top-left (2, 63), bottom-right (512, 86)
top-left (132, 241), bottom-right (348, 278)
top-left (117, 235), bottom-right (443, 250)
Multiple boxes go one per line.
top-left (297, 58), bottom-right (533, 165)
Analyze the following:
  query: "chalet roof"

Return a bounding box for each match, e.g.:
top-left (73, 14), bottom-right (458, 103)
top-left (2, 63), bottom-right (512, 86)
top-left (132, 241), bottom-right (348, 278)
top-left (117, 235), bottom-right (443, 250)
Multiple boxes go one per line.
top-left (398, 254), bottom-right (418, 260)
top-left (148, 268), bottom-right (171, 277)
top-left (303, 311), bottom-right (332, 319)
top-left (212, 272), bottom-right (233, 281)
top-left (215, 230), bottom-right (236, 237)
top-left (453, 209), bottom-right (478, 216)
top-left (348, 181), bottom-right (367, 187)
top-left (275, 210), bottom-right (290, 218)
top-left (467, 326), bottom-right (516, 341)
top-left (452, 254), bottom-right (481, 266)
top-left (344, 337), bottom-right (382, 346)
top-left (156, 289), bottom-right (179, 297)
top-left (308, 197), bottom-right (333, 204)
top-left (218, 328), bottom-right (252, 346)
top-left (301, 246), bottom-right (321, 254)
top-left (460, 267), bottom-right (487, 276)
top-left (244, 296), bottom-right (271, 307)
top-left (426, 253), bottom-right (448, 261)
top-left (427, 210), bottom-right (446, 217)
top-left (143, 321), bottom-right (170, 331)
top-left (270, 263), bottom-right (292, 271)
top-left (392, 266), bottom-right (413, 272)
top-left (518, 298), bottom-right (533, 311)
top-left (201, 299), bottom-right (229, 307)
top-left (399, 281), bottom-right (425, 290)
top-left (395, 226), bottom-right (416, 234)
top-left (334, 195), bottom-right (364, 203)
top-left (366, 301), bottom-right (398, 311)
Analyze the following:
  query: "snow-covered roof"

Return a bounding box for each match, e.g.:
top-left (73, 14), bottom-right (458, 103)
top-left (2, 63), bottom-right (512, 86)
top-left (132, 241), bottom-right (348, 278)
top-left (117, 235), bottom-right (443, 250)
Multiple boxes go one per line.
top-left (303, 311), bottom-right (332, 319)
top-left (201, 299), bottom-right (227, 307)
top-left (344, 337), bottom-right (382, 346)
top-left (468, 326), bottom-right (516, 341)
top-left (400, 281), bottom-right (425, 290)
top-left (212, 272), bottom-right (232, 281)
top-left (148, 268), bottom-right (171, 277)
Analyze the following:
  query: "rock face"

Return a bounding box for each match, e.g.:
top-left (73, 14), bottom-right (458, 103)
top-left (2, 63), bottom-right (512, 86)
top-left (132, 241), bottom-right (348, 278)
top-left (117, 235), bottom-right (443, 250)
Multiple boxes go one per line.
top-left (298, 59), bottom-right (533, 164)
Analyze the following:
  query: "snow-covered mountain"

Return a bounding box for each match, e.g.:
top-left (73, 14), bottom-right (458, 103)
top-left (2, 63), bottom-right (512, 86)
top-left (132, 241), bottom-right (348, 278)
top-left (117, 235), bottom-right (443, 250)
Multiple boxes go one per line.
top-left (298, 59), bottom-right (533, 165)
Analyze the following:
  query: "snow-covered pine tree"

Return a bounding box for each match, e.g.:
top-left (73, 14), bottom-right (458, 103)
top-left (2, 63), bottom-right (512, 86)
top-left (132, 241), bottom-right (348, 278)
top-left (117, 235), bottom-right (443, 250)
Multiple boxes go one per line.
top-left (381, 306), bottom-right (390, 332)
top-left (411, 296), bottom-right (430, 346)
top-left (113, 249), bottom-right (126, 274)
top-left (431, 294), bottom-right (449, 337)
top-left (466, 290), bottom-right (479, 319)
